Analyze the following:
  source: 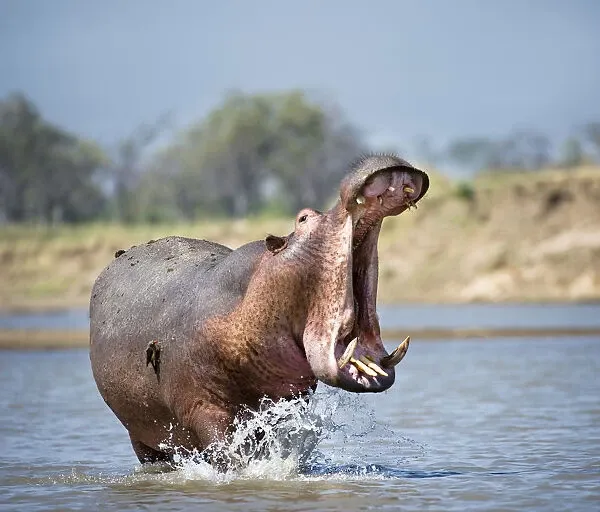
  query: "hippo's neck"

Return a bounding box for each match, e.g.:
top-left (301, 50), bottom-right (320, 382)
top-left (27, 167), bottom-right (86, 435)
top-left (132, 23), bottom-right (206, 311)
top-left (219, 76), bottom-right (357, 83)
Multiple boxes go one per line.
top-left (202, 261), bottom-right (318, 405)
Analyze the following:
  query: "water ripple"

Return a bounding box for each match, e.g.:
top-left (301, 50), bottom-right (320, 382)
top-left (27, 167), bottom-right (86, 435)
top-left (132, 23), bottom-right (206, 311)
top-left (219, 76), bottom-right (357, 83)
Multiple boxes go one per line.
top-left (1, 337), bottom-right (599, 511)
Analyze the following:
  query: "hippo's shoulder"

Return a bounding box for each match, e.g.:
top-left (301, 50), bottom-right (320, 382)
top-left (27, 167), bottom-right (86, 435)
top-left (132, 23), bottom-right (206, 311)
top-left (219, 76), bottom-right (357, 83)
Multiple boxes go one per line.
top-left (209, 240), bottom-right (267, 291)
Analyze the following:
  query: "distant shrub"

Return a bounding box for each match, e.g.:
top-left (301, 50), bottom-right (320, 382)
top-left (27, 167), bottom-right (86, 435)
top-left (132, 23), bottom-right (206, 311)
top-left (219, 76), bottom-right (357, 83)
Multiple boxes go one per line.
top-left (455, 181), bottom-right (475, 201)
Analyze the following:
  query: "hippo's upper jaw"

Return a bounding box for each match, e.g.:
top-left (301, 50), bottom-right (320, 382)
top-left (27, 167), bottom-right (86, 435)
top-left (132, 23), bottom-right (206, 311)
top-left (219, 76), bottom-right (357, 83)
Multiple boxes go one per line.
top-left (347, 165), bottom-right (427, 249)
top-left (302, 155), bottom-right (429, 394)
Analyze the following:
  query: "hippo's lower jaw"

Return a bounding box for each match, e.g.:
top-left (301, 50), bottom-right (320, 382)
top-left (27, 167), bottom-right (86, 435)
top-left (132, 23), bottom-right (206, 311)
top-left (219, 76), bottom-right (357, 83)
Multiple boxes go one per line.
top-left (307, 162), bottom-right (429, 394)
top-left (332, 335), bottom-right (409, 393)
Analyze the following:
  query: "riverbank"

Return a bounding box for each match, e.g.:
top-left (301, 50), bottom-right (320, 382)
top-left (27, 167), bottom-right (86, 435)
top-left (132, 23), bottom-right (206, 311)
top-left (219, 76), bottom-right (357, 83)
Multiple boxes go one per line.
top-left (1, 166), bottom-right (600, 311)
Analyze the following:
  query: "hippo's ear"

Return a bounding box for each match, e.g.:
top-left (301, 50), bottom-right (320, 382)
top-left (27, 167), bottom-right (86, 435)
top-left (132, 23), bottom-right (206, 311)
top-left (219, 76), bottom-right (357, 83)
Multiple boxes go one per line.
top-left (265, 234), bottom-right (288, 254)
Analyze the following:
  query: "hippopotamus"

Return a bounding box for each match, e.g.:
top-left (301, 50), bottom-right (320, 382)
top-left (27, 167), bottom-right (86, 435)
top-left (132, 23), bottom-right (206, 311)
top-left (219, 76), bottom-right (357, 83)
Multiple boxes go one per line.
top-left (89, 154), bottom-right (429, 466)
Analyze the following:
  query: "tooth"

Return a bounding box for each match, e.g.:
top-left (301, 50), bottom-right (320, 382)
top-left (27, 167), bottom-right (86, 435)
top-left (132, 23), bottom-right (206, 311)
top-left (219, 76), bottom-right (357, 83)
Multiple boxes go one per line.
top-left (388, 186), bottom-right (395, 192)
top-left (381, 336), bottom-right (410, 368)
top-left (337, 337), bottom-right (358, 368)
top-left (359, 356), bottom-right (389, 377)
top-left (404, 186), bottom-right (415, 194)
top-left (378, 196), bottom-right (383, 205)
top-left (356, 195), bottom-right (365, 204)
top-left (350, 357), bottom-right (379, 377)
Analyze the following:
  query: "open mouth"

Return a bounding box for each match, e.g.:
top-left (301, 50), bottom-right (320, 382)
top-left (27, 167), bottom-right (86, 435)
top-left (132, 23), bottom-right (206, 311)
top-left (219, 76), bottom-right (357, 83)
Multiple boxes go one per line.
top-left (332, 166), bottom-right (428, 392)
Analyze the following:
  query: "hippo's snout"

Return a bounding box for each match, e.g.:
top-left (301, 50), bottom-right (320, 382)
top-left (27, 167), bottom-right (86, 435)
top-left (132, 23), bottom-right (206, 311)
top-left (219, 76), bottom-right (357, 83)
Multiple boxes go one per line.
top-left (339, 155), bottom-right (429, 222)
top-left (359, 169), bottom-right (423, 203)
top-left (353, 168), bottom-right (425, 216)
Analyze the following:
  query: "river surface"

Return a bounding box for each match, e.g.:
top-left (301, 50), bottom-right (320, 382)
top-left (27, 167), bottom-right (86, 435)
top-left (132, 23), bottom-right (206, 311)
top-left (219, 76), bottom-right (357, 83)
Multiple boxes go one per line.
top-left (1, 320), bottom-right (599, 511)
top-left (2, 302), bottom-right (600, 331)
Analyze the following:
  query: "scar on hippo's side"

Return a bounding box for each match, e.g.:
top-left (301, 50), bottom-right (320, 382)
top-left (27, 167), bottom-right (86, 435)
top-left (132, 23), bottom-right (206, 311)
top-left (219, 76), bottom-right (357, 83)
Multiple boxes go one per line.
top-left (265, 234), bottom-right (288, 254)
top-left (146, 340), bottom-right (161, 379)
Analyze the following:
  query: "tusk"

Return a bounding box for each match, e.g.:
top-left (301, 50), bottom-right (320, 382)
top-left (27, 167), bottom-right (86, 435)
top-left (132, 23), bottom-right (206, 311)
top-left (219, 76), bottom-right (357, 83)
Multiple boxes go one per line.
top-left (381, 336), bottom-right (410, 368)
top-left (337, 337), bottom-right (358, 368)
top-left (350, 357), bottom-right (379, 377)
top-left (388, 186), bottom-right (395, 192)
top-left (359, 356), bottom-right (389, 377)
top-left (356, 195), bottom-right (365, 204)
top-left (378, 196), bottom-right (383, 205)
top-left (404, 186), bottom-right (415, 194)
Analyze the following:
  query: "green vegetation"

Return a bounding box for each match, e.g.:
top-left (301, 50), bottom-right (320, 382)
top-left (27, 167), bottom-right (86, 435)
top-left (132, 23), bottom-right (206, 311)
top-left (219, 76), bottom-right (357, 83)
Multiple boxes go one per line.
top-left (454, 181), bottom-right (475, 202)
top-left (0, 94), bottom-right (108, 223)
top-left (0, 90), bottom-right (363, 224)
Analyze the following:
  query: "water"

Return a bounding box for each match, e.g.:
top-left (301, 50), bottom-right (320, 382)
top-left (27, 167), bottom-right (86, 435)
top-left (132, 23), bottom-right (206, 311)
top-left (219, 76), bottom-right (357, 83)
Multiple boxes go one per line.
top-left (1, 335), bottom-right (599, 511)
top-left (2, 302), bottom-right (600, 331)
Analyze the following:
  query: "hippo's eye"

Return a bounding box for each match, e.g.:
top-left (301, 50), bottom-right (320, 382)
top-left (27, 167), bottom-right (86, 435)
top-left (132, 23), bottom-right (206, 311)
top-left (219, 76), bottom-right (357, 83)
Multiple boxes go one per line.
top-left (298, 214), bottom-right (308, 223)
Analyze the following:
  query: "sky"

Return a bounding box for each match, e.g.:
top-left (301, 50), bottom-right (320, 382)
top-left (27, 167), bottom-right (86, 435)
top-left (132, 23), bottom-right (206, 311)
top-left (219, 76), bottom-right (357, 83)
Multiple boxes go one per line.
top-left (1, 0), bottom-right (599, 154)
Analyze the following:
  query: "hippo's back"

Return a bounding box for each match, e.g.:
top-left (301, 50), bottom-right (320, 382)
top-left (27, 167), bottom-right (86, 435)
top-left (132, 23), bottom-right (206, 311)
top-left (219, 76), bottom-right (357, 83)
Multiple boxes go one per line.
top-left (90, 236), bottom-right (232, 346)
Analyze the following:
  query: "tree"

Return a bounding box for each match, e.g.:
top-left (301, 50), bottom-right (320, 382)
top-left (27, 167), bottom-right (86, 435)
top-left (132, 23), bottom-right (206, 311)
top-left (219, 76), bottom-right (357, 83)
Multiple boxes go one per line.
top-left (0, 93), bottom-right (108, 224)
top-left (108, 113), bottom-right (171, 223)
top-left (499, 130), bottom-right (551, 170)
top-left (141, 91), bottom-right (366, 219)
top-left (559, 136), bottom-right (584, 168)
top-left (445, 130), bottom-right (553, 172)
top-left (413, 136), bottom-right (439, 166)
top-left (267, 91), bottom-right (366, 212)
top-left (583, 122), bottom-right (600, 162)
top-left (445, 137), bottom-right (495, 171)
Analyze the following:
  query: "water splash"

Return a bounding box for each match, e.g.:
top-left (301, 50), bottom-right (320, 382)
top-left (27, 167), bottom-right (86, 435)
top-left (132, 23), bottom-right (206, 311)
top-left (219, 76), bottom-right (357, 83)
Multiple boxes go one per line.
top-left (50, 388), bottom-right (426, 486)
top-left (147, 388), bottom-right (425, 483)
